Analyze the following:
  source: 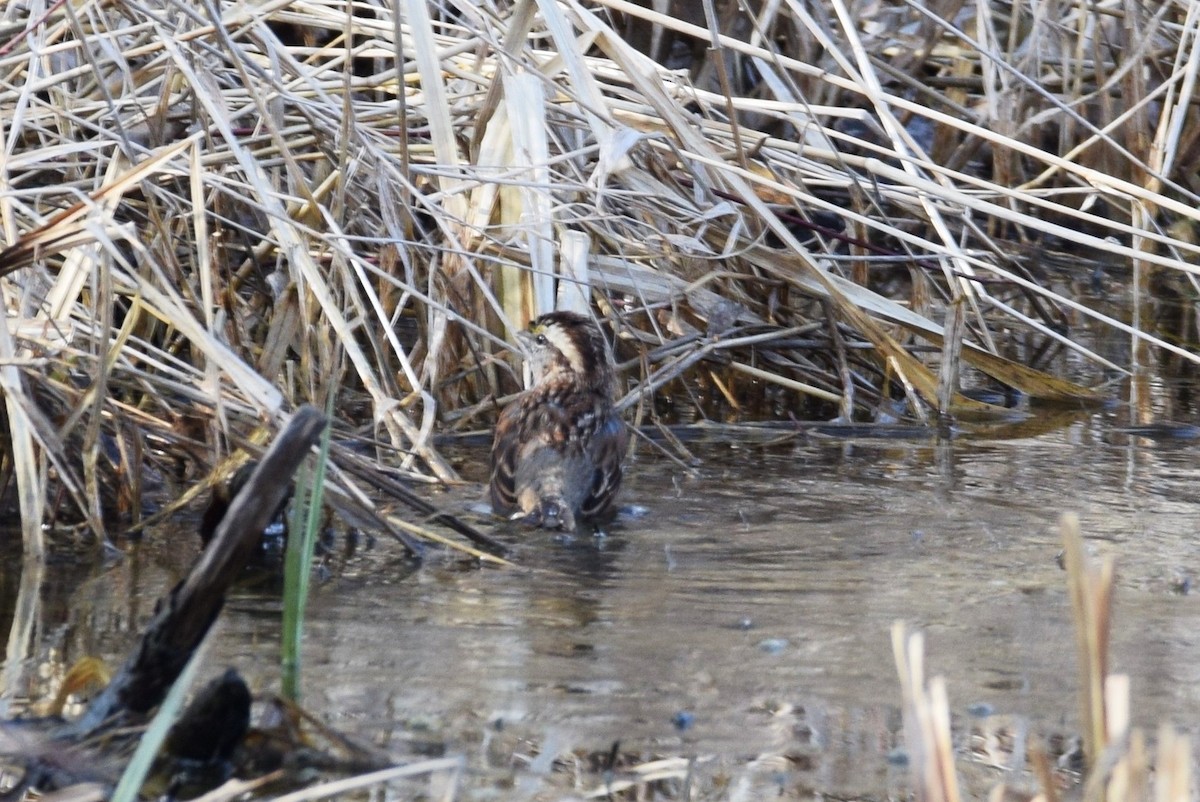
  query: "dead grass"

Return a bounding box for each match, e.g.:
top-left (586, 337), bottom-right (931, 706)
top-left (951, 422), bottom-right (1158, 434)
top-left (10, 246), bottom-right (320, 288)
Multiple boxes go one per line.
top-left (0, 0), bottom-right (1197, 545)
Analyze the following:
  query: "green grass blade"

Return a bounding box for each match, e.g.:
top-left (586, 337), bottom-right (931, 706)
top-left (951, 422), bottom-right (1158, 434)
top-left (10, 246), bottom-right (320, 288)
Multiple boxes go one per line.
top-left (281, 395), bottom-right (334, 702)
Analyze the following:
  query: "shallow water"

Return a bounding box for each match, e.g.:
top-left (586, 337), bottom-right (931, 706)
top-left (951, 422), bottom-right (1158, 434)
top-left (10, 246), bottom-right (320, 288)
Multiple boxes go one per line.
top-left (8, 407), bottom-right (1200, 797)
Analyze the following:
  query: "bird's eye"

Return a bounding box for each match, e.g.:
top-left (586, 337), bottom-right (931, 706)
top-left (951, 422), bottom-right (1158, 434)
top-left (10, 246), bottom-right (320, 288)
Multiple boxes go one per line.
top-left (535, 334), bottom-right (548, 345)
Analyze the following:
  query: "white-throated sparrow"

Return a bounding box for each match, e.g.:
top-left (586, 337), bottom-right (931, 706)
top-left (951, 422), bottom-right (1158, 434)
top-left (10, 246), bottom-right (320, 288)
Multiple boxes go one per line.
top-left (489, 311), bottom-right (627, 531)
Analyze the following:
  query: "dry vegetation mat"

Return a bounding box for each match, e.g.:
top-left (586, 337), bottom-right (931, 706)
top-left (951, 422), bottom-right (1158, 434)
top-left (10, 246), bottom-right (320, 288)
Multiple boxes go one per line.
top-left (1, 0), bottom-right (1199, 540)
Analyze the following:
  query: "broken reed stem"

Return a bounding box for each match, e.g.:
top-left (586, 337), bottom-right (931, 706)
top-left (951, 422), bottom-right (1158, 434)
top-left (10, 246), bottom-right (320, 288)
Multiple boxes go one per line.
top-left (1059, 516), bottom-right (1194, 802)
top-left (1029, 737), bottom-right (1060, 802)
top-left (892, 622), bottom-right (962, 802)
top-left (896, 516), bottom-right (1191, 802)
top-left (937, 293), bottom-right (966, 421)
top-left (1155, 724), bottom-right (1190, 802)
top-left (1061, 511), bottom-right (1114, 772)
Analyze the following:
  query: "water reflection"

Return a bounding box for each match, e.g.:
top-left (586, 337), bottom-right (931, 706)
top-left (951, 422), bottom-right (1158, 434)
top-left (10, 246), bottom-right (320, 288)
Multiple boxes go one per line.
top-left (4, 414), bottom-right (1200, 796)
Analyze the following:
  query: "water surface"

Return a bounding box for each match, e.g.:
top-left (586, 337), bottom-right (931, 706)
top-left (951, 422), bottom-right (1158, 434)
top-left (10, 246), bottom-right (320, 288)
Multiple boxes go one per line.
top-left (7, 410), bottom-right (1200, 797)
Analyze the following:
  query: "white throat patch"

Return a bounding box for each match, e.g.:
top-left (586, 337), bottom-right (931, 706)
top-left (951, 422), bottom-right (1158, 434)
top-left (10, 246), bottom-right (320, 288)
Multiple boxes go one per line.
top-left (543, 325), bottom-right (584, 374)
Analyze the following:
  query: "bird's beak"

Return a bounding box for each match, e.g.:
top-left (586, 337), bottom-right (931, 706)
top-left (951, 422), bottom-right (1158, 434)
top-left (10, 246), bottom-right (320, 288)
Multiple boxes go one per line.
top-left (515, 330), bottom-right (536, 360)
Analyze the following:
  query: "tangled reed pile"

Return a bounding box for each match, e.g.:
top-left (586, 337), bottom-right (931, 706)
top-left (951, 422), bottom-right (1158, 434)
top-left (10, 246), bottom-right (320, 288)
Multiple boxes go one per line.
top-left (1, 0), bottom-right (1198, 535)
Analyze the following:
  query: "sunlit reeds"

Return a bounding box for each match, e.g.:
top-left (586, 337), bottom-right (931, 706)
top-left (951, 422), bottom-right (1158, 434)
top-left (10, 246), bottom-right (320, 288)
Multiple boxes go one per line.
top-left (1, 1), bottom-right (1198, 540)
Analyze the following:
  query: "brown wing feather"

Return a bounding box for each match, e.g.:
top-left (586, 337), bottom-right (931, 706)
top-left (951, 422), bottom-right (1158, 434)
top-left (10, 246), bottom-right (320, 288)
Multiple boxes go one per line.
top-left (489, 401), bottom-right (525, 515)
top-left (580, 412), bottom-right (627, 519)
top-left (489, 390), bottom-right (575, 515)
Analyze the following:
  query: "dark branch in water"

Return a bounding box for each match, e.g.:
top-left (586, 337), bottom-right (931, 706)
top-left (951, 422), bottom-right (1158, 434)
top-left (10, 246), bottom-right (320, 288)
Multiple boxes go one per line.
top-left (65, 406), bottom-right (328, 738)
top-left (330, 442), bottom-right (510, 558)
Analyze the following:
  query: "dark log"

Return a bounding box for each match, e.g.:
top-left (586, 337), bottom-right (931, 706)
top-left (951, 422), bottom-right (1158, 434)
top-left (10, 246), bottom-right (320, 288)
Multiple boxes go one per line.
top-left (164, 668), bottom-right (251, 765)
top-left (64, 406), bottom-right (328, 737)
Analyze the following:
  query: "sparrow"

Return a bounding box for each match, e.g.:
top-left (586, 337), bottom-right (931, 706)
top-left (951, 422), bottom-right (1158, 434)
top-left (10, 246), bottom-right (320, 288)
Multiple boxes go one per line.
top-left (489, 311), bottom-right (627, 531)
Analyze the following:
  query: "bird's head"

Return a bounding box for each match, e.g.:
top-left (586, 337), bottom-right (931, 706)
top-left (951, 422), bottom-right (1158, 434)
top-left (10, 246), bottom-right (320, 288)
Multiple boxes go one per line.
top-left (516, 311), bottom-right (614, 391)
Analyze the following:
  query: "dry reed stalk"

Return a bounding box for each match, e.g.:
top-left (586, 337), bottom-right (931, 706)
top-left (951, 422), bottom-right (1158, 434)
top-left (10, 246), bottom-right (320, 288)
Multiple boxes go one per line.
top-left (1060, 512), bottom-right (1113, 772)
top-left (1154, 724), bottom-right (1190, 802)
top-left (889, 514), bottom-right (1200, 802)
top-left (892, 622), bottom-right (963, 802)
top-left (1058, 513), bottom-right (1193, 802)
